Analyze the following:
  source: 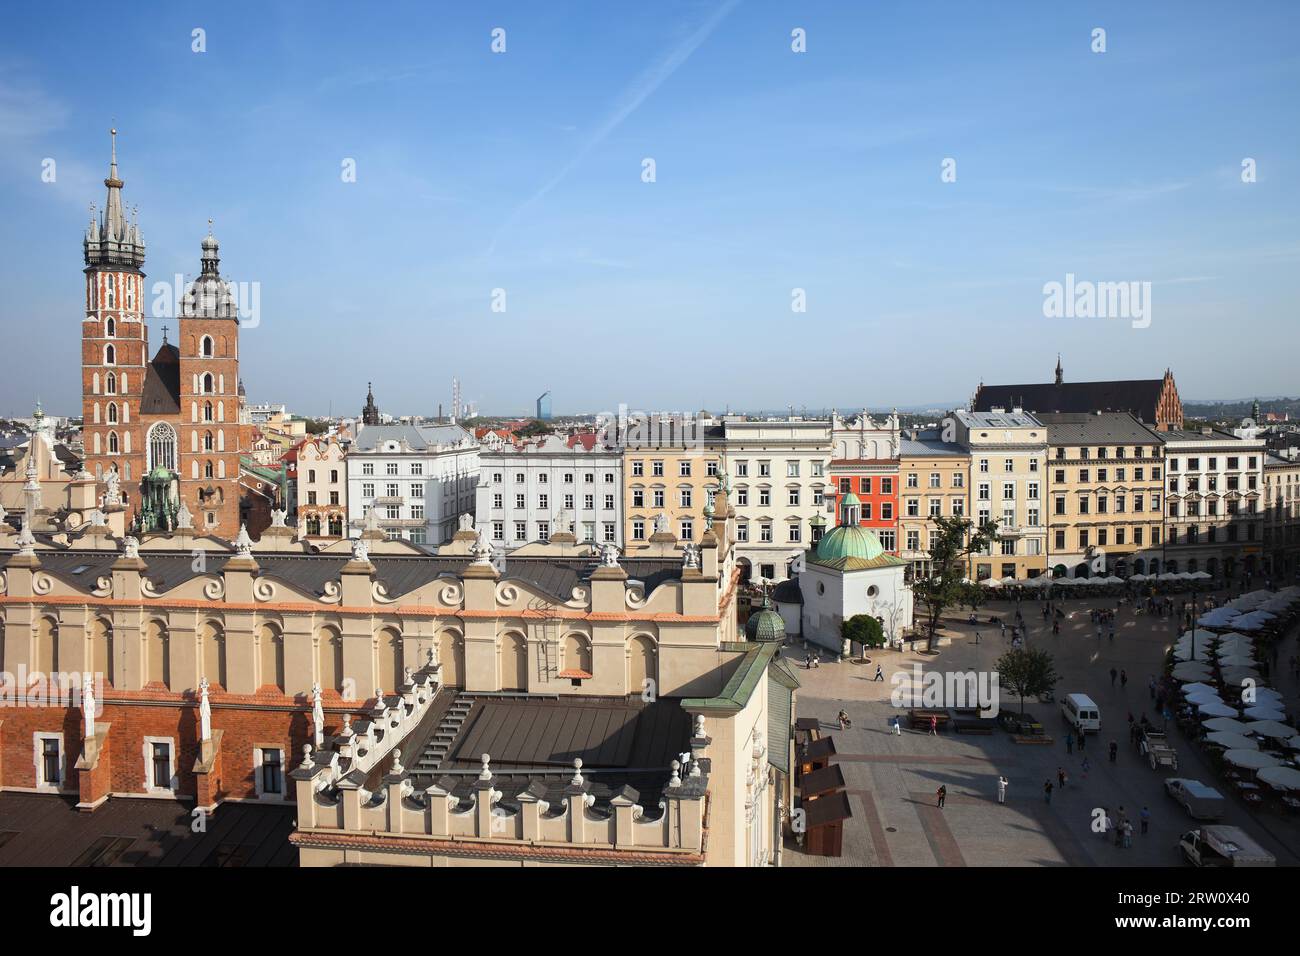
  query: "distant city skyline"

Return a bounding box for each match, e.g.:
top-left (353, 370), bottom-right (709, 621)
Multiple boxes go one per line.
top-left (1, 1), bottom-right (1297, 416)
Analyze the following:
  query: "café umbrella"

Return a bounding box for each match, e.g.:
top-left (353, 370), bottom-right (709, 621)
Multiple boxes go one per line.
top-left (1193, 701), bottom-right (1241, 718)
top-left (1201, 717), bottom-right (1254, 734)
top-left (1205, 732), bottom-right (1259, 750)
top-left (1171, 663), bottom-right (1213, 681)
top-left (1243, 705), bottom-right (1288, 721)
top-left (1257, 766), bottom-right (1300, 791)
top-left (1244, 720), bottom-right (1298, 739)
top-left (1222, 749), bottom-right (1282, 770)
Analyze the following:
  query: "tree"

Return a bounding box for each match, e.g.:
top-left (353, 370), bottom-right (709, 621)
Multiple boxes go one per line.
top-left (842, 614), bottom-right (885, 655)
top-left (995, 646), bottom-right (1060, 715)
top-left (912, 515), bottom-right (999, 652)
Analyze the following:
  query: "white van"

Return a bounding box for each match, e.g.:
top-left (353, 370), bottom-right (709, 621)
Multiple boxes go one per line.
top-left (1061, 693), bottom-right (1101, 734)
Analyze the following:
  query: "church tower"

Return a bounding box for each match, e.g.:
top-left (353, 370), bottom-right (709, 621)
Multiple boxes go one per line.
top-left (175, 225), bottom-right (242, 535)
top-left (81, 129), bottom-right (148, 512)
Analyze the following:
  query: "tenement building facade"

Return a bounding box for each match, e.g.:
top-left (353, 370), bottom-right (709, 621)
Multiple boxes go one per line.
top-left (0, 479), bottom-right (796, 866)
top-left (1162, 427), bottom-right (1267, 579)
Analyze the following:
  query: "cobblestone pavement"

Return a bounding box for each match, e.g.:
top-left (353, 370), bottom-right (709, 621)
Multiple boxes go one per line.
top-left (782, 593), bottom-right (1300, 867)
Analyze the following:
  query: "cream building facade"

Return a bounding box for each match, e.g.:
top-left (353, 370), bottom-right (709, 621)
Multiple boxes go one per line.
top-left (722, 417), bottom-right (832, 582)
top-left (953, 410), bottom-right (1049, 580)
top-left (297, 435), bottom-right (348, 540)
top-left (621, 415), bottom-right (723, 554)
top-left (898, 430), bottom-right (971, 580)
top-left (1037, 413), bottom-right (1165, 578)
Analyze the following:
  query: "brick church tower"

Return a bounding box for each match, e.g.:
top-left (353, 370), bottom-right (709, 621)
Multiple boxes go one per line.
top-left (81, 129), bottom-right (148, 509)
top-left (174, 227), bottom-right (242, 535)
top-left (80, 131), bottom-right (245, 538)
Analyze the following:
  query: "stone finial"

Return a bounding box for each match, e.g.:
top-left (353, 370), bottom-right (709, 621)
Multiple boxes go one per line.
top-left (232, 523), bottom-right (254, 556)
top-left (87, 507), bottom-right (107, 528)
top-left (471, 528), bottom-right (494, 565)
top-left (693, 714), bottom-right (706, 739)
top-left (16, 517), bottom-right (36, 557)
top-left (174, 497), bottom-right (193, 530)
top-left (311, 682), bottom-right (324, 747)
top-left (403, 666), bottom-right (413, 686)
top-left (342, 713), bottom-right (353, 735)
top-left (479, 753), bottom-right (492, 781)
top-left (300, 744), bottom-right (314, 769)
top-left (571, 757), bottom-right (584, 787)
top-left (457, 512), bottom-right (473, 533)
top-left (668, 759), bottom-right (682, 789)
top-left (351, 536), bottom-right (370, 564)
top-left (600, 544), bottom-right (620, 568)
top-left (269, 507), bottom-right (288, 528)
top-left (391, 748), bottom-right (403, 774)
top-left (374, 688), bottom-right (384, 707)
top-left (103, 469), bottom-right (122, 506)
top-left (122, 535), bottom-right (140, 559)
top-left (682, 543), bottom-right (700, 570)
top-left (426, 647), bottom-right (435, 667)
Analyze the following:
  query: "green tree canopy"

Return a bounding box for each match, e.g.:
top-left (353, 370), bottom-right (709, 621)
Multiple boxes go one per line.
top-left (842, 614), bottom-right (885, 651)
top-left (913, 515), bottom-right (1000, 652)
top-left (995, 646), bottom-right (1060, 715)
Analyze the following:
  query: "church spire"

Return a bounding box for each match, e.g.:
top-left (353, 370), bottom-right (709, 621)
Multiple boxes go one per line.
top-left (84, 128), bottom-right (145, 269)
top-left (1054, 354), bottom-right (1063, 385)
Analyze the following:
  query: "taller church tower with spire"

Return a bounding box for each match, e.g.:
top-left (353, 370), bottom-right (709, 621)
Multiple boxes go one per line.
top-left (81, 129), bottom-right (148, 510)
top-left (80, 131), bottom-right (245, 538)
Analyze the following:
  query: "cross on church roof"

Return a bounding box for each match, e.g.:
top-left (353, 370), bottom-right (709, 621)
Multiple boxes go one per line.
top-left (160, 324), bottom-right (169, 343)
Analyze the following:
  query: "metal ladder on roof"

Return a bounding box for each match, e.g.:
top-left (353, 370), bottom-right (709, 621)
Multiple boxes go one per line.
top-left (409, 692), bottom-right (475, 781)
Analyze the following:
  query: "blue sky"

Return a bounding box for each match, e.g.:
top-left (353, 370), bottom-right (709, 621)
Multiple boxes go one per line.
top-left (1, 0), bottom-right (1297, 418)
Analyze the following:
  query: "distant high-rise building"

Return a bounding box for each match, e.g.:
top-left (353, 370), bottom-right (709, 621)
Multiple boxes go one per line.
top-left (536, 390), bottom-right (552, 421)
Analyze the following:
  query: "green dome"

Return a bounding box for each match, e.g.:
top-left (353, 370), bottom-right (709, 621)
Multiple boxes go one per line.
top-left (841, 491), bottom-right (861, 507)
top-left (816, 524), bottom-right (885, 562)
top-left (745, 603), bottom-right (786, 643)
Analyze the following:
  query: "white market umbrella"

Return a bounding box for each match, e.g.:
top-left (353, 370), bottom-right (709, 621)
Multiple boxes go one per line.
top-left (1247, 688), bottom-right (1284, 705)
top-left (1198, 609), bottom-right (1241, 627)
top-left (1189, 571), bottom-right (1213, 580)
top-left (1223, 749), bottom-right (1282, 770)
top-left (1257, 766), bottom-right (1300, 791)
top-left (1001, 576), bottom-right (1018, 585)
top-left (1205, 732), bottom-right (1259, 750)
top-left (1245, 720), bottom-right (1298, 739)
top-left (1194, 701), bottom-right (1241, 718)
top-left (1172, 663), bottom-right (1214, 680)
top-left (1244, 705), bottom-right (1288, 721)
top-left (1173, 646), bottom-right (1213, 662)
top-left (1217, 654), bottom-right (1257, 668)
top-left (1129, 573), bottom-right (1149, 582)
top-left (982, 578), bottom-right (1002, 588)
top-left (1181, 682), bottom-right (1220, 696)
top-left (1220, 667), bottom-right (1261, 685)
top-left (1202, 717), bottom-right (1254, 734)
top-left (1281, 736), bottom-right (1300, 751)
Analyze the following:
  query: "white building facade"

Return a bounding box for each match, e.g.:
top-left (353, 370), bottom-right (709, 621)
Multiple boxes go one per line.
top-left (1162, 428), bottom-right (1266, 580)
top-left (722, 418), bottom-right (832, 583)
top-left (476, 435), bottom-right (623, 549)
top-left (347, 424), bottom-right (479, 547)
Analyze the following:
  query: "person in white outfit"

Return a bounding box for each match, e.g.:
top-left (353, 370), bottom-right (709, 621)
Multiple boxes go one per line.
top-left (997, 776), bottom-right (1008, 804)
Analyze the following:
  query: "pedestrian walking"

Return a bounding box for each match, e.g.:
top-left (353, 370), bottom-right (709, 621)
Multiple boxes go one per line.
top-left (929, 715), bottom-right (938, 737)
top-left (1108, 739), bottom-right (1118, 763)
top-left (997, 776), bottom-right (1008, 804)
top-left (1078, 730), bottom-right (1086, 752)
top-left (837, 710), bottom-right (849, 731)
top-left (974, 630), bottom-right (981, 645)
top-left (873, 664), bottom-right (884, 682)
top-left (936, 785), bottom-right (946, 808)
top-left (1122, 821), bottom-right (1133, 848)
top-left (1140, 806), bottom-right (1150, 835)
top-left (1120, 669), bottom-right (1128, 690)
top-left (1081, 756), bottom-right (1091, 778)
top-left (892, 715), bottom-right (902, 735)
top-left (1057, 767), bottom-right (1067, 789)
top-left (1148, 675), bottom-right (1156, 699)
top-left (1066, 733), bottom-right (1073, 754)
top-left (1043, 780), bottom-right (1054, 804)
top-left (1109, 667), bottom-right (1118, 687)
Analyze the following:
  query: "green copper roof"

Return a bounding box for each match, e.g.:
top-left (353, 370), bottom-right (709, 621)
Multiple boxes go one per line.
top-left (841, 491), bottom-right (861, 507)
top-left (816, 523), bottom-right (884, 562)
top-left (745, 602), bottom-right (786, 643)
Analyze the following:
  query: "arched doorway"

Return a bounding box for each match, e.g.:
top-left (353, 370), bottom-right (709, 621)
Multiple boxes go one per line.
top-left (501, 633), bottom-right (528, 691)
top-left (1052, 565), bottom-right (1067, 579)
top-left (438, 631), bottom-right (465, 688)
top-left (1074, 563), bottom-right (1091, 579)
top-left (1148, 558), bottom-right (1160, 575)
top-left (1133, 558), bottom-right (1146, 575)
top-left (1206, 557), bottom-right (1218, 578)
top-left (627, 635), bottom-right (657, 696)
top-left (736, 558), bottom-right (752, 584)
